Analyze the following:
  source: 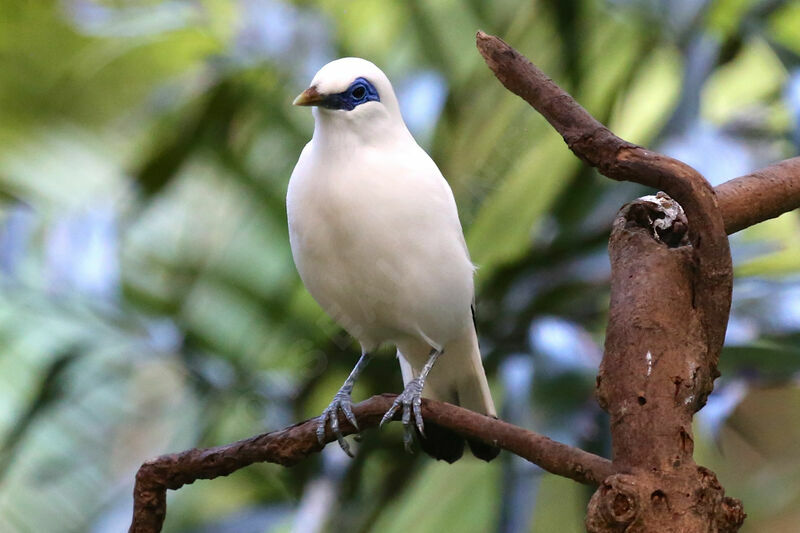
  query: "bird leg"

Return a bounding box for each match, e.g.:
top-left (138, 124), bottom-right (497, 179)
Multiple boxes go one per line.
top-left (317, 352), bottom-right (371, 457)
top-left (380, 348), bottom-right (442, 453)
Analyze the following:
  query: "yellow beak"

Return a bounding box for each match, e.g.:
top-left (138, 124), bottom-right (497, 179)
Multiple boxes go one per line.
top-left (293, 86), bottom-right (326, 106)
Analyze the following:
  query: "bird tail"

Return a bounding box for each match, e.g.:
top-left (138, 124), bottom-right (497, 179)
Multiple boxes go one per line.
top-left (397, 326), bottom-right (500, 463)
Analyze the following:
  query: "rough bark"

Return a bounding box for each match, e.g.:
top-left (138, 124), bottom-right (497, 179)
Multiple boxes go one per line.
top-left (587, 198), bottom-right (744, 532)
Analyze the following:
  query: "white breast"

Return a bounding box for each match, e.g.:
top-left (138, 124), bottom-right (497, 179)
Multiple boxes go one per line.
top-left (287, 140), bottom-right (475, 352)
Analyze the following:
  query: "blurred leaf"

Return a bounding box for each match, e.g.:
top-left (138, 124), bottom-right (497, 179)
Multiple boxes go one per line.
top-left (0, 346), bottom-right (82, 481)
top-left (370, 458), bottom-right (500, 533)
top-left (768, 2), bottom-right (800, 55)
top-left (468, 131), bottom-right (580, 282)
top-left (706, 0), bottom-right (759, 38)
top-left (608, 47), bottom-right (683, 144)
top-left (720, 342), bottom-right (800, 377)
top-left (697, 387), bottom-right (800, 532)
top-left (702, 37), bottom-right (786, 124)
top-left (530, 473), bottom-right (587, 533)
top-left (735, 211), bottom-right (800, 277)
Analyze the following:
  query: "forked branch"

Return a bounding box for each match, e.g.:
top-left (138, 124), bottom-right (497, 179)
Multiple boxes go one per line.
top-left (476, 30), bottom-right (733, 360)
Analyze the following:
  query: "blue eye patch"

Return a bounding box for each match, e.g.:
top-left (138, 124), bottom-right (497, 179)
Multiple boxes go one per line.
top-left (318, 77), bottom-right (380, 111)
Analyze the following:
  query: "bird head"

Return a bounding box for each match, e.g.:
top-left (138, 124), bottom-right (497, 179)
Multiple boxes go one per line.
top-left (293, 58), bottom-right (408, 142)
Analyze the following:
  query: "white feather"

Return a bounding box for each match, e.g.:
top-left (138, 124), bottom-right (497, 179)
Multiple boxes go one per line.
top-left (287, 58), bottom-right (495, 417)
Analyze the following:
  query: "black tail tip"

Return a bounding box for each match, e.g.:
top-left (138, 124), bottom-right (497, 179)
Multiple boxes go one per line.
top-left (418, 421), bottom-right (464, 463)
top-left (417, 422), bottom-right (501, 463)
top-left (467, 438), bottom-right (501, 462)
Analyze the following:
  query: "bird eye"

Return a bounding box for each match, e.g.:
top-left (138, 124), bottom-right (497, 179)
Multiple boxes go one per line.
top-left (351, 85), bottom-right (367, 100)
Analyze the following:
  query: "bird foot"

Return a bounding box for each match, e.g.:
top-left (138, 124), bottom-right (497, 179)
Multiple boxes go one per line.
top-left (317, 389), bottom-right (359, 457)
top-left (380, 378), bottom-right (425, 453)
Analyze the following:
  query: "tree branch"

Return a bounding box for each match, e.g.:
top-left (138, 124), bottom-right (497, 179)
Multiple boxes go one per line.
top-left (474, 31), bottom-right (800, 237)
top-left (472, 29), bottom-right (800, 531)
top-left (589, 197), bottom-right (744, 531)
top-left (716, 157), bottom-right (800, 234)
top-left (476, 30), bottom-right (732, 367)
top-left (129, 394), bottom-right (613, 533)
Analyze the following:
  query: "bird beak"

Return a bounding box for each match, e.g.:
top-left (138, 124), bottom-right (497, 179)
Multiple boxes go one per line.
top-left (293, 86), bottom-right (326, 106)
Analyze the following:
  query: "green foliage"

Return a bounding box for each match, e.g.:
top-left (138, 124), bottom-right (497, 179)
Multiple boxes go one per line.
top-left (0, 1), bottom-right (798, 532)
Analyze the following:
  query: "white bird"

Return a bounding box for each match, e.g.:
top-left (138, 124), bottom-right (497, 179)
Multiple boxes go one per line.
top-left (288, 57), bottom-right (498, 462)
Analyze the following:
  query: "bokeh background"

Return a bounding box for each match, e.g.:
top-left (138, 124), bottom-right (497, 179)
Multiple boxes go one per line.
top-left (1, 0), bottom-right (799, 532)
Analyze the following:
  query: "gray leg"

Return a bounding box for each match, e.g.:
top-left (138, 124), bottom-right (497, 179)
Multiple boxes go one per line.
top-left (380, 349), bottom-right (442, 453)
top-left (317, 351), bottom-right (371, 457)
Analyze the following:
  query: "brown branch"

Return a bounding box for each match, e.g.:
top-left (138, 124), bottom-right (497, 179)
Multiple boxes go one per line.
top-left (129, 394), bottom-right (614, 533)
top-left (475, 31), bottom-right (760, 531)
top-left (590, 198), bottom-right (744, 531)
top-left (716, 157), bottom-right (800, 234)
top-left (476, 30), bottom-right (732, 364)
top-left (474, 31), bottom-right (800, 237)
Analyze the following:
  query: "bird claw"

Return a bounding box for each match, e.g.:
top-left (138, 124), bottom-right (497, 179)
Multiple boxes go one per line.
top-left (380, 378), bottom-right (426, 453)
top-left (317, 390), bottom-right (358, 457)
